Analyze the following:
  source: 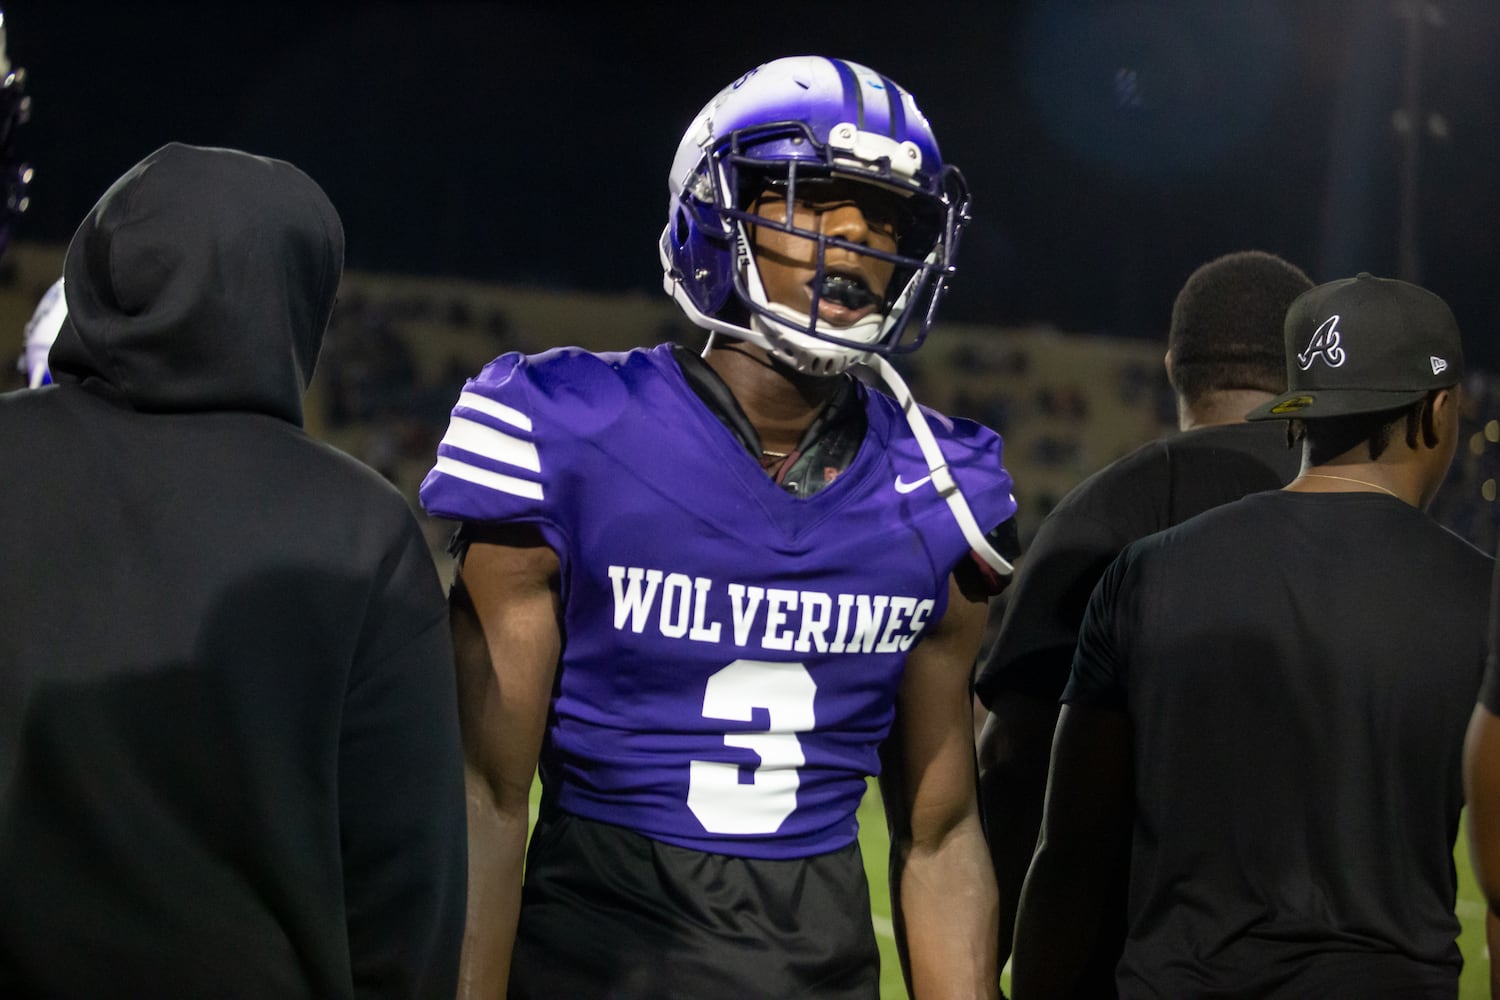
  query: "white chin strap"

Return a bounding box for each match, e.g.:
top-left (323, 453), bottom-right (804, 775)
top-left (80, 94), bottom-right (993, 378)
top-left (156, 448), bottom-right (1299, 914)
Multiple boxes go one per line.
top-left (679, 222), bottom-right (1009, 574)
top-left (863, 354), bottom-right (1014, 577)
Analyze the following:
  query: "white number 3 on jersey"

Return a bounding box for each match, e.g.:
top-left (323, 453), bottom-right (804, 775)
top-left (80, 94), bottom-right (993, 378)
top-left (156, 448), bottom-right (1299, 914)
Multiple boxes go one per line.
top-left (687, 659), bottom-right (817, 835)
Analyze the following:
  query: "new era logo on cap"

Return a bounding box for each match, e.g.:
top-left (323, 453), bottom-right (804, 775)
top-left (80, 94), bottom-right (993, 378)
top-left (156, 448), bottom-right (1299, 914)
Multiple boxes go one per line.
top-left (1245, 272), bottom-right (1463, 423)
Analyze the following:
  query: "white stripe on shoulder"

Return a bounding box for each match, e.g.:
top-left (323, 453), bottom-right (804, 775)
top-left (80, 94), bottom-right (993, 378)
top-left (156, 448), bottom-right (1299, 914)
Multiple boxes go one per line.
top-left (457, 390), bottom-right (532, 431)
top-left (433, 455), bottom-right (545, 501)
top-left (440, 416), bottom-right (541, 472)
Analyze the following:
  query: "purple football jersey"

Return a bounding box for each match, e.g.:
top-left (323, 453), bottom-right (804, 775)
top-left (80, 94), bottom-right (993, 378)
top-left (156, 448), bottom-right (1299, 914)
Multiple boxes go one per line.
top-left (421, 344), bottom-right (1015, 859)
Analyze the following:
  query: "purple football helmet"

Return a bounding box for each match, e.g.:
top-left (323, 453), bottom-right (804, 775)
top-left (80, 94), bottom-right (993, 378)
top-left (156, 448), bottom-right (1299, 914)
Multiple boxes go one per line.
top-left (659, 56), bottom-right (971, 375)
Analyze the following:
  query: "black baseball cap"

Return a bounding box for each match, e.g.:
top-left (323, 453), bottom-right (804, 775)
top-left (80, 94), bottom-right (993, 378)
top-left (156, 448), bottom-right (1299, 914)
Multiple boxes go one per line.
top-left (1246, 272), bottom-right (1463, 422)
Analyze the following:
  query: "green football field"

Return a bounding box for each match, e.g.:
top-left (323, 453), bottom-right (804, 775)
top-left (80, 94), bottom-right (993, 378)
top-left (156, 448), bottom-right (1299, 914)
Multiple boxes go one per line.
top-left (854, 781), bottom-right (1493, 999)
top-left (526, 778), bottom-right (1490, 996)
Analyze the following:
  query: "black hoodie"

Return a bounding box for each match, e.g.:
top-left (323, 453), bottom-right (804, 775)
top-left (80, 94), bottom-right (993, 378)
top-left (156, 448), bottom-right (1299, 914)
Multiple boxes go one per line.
top-left (0, 144), bottom-right (466, 998)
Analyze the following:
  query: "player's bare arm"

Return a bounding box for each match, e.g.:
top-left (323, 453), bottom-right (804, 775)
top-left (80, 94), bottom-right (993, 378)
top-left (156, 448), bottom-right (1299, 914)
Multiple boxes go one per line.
top-left (451, 529), bottom-right (561, 1000)
top-left (883, 570), bottom-right (1000, 999)
top-left (1009, 703), bottom-right (1132, 997)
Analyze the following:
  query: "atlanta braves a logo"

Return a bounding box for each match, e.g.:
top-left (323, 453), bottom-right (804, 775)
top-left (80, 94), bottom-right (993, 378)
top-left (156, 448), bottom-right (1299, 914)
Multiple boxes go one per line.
top-left (1298, 315), bottom-right (1348, 370)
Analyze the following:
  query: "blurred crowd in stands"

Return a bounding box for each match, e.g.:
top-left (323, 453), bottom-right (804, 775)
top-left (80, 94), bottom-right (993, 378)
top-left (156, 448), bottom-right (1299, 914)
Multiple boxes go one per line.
top-left (6, 242), bottom-right (1499, 566)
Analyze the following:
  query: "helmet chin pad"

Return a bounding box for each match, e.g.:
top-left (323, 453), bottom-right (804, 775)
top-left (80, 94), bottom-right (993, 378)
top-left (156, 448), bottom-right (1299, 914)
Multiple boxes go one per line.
top-left (748, 303), bottom-right (885, 377)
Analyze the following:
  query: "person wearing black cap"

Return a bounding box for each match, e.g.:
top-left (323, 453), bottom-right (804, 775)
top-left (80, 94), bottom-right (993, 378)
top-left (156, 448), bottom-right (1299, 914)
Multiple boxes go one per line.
top-left (1010, 273), bottom-right (1492, 997)
top-left (976, 249), bottom-right (1312, 992)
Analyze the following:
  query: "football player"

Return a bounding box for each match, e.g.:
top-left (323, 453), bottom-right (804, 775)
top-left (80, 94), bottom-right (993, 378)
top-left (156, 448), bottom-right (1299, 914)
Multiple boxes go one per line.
top-left (422, 55), bottom-right (1017, 999)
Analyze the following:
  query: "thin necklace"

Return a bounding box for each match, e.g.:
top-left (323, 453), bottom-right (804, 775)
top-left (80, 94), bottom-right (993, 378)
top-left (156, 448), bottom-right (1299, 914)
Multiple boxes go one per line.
top-left (761, 448), bottom-right (790, 460)
top-left (1299, 472), bottom-right (1401, 500)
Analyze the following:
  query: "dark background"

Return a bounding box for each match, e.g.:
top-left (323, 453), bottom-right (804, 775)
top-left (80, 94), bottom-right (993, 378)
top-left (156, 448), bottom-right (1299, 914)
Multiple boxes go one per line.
top-left (8, 1), bottom-right (1498, 363)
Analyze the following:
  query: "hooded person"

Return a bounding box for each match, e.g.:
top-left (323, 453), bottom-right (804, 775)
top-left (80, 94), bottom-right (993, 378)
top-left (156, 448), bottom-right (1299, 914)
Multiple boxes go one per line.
top-left (0, 143), bottom-right (466, 999)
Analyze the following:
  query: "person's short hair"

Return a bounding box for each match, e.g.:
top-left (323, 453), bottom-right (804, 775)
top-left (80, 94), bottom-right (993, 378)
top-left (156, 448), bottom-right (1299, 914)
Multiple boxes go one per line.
top-left (1167, 250), bottom-right (1313, 403)
top-left (1296, 390), bottom-right (1442, 463)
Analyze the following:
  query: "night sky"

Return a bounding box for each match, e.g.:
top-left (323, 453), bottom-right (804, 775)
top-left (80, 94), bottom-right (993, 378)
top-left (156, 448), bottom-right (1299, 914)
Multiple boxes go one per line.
top-left (9, 1), bottom-right (1500, 363)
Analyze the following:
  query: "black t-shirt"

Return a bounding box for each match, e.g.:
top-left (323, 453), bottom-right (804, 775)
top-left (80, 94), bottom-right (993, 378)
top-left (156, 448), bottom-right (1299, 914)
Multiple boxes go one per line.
top-left (975, 421), bottom-right (1299, 706)
top-left (1066, 490), bottom-right (1492, 996)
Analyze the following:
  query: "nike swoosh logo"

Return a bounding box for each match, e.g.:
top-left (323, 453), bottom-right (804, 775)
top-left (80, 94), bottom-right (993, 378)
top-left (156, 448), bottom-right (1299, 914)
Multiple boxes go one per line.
top-left (894, 474), bottom-right (932, 495)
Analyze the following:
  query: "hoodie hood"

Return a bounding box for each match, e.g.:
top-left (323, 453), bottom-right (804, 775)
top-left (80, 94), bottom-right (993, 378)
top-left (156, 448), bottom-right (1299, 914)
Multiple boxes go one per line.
top-left (49, 143), bottom-right (344, 426)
